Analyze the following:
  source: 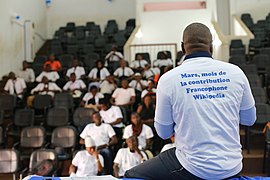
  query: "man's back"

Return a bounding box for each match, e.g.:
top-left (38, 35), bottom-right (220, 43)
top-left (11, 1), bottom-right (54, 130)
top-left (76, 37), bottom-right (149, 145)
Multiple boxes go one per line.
top-left (156, 55), bottom-right (255, 179)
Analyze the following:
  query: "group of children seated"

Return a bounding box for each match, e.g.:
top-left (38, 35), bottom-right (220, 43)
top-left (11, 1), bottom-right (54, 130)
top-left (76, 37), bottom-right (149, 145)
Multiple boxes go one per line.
top-left (2, 47), bottom-right (175, 177)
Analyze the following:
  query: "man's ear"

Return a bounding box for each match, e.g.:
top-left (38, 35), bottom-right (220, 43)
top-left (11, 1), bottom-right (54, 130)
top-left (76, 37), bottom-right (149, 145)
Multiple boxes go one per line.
top-left (181, 42), bottom-right (186, 54)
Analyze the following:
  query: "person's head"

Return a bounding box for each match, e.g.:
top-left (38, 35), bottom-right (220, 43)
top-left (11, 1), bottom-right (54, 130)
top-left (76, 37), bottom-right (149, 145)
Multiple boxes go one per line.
top-left (135, 54), bottom-right (143, 61)
top-left (48, 53), bottom-right (56, 61)
top-left (89, 85), bottom-right (98, 96)
top-left (22, 60), bottom-right (28, 70)
top-left (41, 76), bottom-right (49, 84)
top-left (126, 135), bottom-right (139, 151)
top-left (134, 73), bottom-right (142, 81)
top-left (119, 59), bottom-right (126, 68)
top-left (147, 79), bottom-right (155, 89)
top-left (85, 136), bottom-right (96, 154)
top-left (92, 111), bottom-right (102, 126)
top-left (181, 22), bottom-right (213, 55)
top-left (144, 64), bottom-right (150, 70)
top-left (121, 78), bottom-right (129, 89)
top-left (8, 72), bottom-right (16, 80)
top-left (143, 94), bottom-right (153, 106)
top-left (71, 59), bottom-right (79, 67)
top-left (131, 112), bottom-right (142, 126)
top-left (99, 98), bottom-right (110, 111)
top-left (96, 60), bottom-right (104, 69)
top-left (106, 75), bottom-right (114, 83)
top-left (70, 73), bottom-right (76, 82)
top-left (111, 45), bottom-right (117, 52)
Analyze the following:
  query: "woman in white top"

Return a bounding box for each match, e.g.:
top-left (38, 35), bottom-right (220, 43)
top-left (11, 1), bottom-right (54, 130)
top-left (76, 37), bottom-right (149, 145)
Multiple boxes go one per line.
top-left (123, 112), bottom-right (154, 150)
top-left (88, 60), bottom-right (110, 82)
top-left (69, 136), bottom-right (104, 177)
top-left (129, 54), bottom-right (149, 73)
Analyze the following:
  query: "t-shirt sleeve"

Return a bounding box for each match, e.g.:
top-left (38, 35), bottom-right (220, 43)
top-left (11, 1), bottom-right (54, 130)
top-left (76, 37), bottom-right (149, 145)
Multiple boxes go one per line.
top-left (112, 89), bottom-right (119, 98)
top-left (113, 149), bottom-right (123, 164)
top-left (154, 76), bottom-right (174, 125)
top-left (72, 151), bottom-right (81, 166)
top-left (107, 124), bottom-right (116, 138)
top-left (114, 106), bottom-right (123, 119)
top-left (122, 126), bottom-right (131, 139)
top-left (145, 125), bottom-right (154, 139)
top-left (80, 125), bottom-right (89, 139)
top-left (130, 88), bottom-right (136, 96)
top-left (240, 73), bottom-right (255, 110)
top-left (98, 154), bottom-right (104, 167)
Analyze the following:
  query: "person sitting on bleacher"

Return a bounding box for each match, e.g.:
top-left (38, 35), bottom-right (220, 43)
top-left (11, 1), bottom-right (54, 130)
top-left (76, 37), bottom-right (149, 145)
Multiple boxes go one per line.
top-left (80, 112), bottom-right (118, 175)
top-left (88, 60), bottom-right (110, 83)
top-left (142, 64), bottom-right (160, 80)
top-left (4, 71), bottom-right (27, 103)
top-left (153, 51), bottom-right (173, 75)
top-left (81, 85), bottom-right (104, 111)
top-left (123, 112), bottom-right (154, 151)
top-left (129, 54), bottom-right (149, 73)
top-left (43, 53), bottom-right (62, 72)
top-left (105, 45), bottom-right (123, 72)
top-left (113, 136), bottom-right (146, 178)
top-left (18, 60), bottom-right (35, 83)
top-left (66, 58), bottom-right (86, 80)
top-left (69, 136), bottom-right (104, 177)
top-left (36, 64), bottom-right (60, 82)
top-left (141, 79), bottom-right (156, 101)
top-left (100, 75), bottom-right (117, 101)
top-left (113, 60), bottom-right (134, 81)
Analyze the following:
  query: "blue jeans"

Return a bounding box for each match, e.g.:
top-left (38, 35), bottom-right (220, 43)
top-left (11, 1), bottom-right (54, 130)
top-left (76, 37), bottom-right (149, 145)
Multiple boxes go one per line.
top-left (99, 148), bottom-right (113, 175)
top-left (124, 148), bottom-right (240, 180)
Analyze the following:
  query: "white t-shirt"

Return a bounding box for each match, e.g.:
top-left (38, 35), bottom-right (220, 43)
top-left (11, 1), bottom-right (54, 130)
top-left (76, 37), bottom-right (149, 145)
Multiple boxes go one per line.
top-left (105, 51), bottom-right (123, 62)
top-left (82, 92), bottom-right (104, 105)
top-left (129, 60), bottom-right (149, 69)
top-left (153, 58), bottom-right (173, 67)
top-left (112, 88), bottom-right (135, 105)
top-left (143, 68), bottom-right (159, 79)
top-left (123, 124), bottom-right (154, 150)
top-left (113, 67), bottom-right (134, 77)
top-left (114, 148), bottom-right (143, 177)
top-left (72, 150), bottom-right (104, 177)
top-left (18, 68), bottom-right (35, 83)
top-left (129, 80), bottom-right (148, 92)
top-left (141, 88), bottom-right (157, 98)
top-left (80, 123), bottom-right (116, 147)
top-left (100, 106), bottom-right (123, 128)
top-left (100, 80), bottom-right (116, 94)
top-left (155, 56), bottom-right (255, 179)
top-left (31, 82), bottom-right (62, 97)
top-left (88, 67), bottom-right (110, 81)
top-left (36, 71), bottom-right (60, 82)
top-left (4, 78), bottom-right (26, 98)
top-left (63, 80), bottom-right (86, 91)
top-left (66, 66), bottom-right (85, 79)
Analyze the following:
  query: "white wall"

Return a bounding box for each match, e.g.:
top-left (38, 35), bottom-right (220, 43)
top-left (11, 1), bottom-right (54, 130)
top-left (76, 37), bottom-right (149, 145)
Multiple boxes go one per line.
top-left (132, 0), bottom-right (217, 58)
top-left (0, 0), bottom-right (47, 78)
top-left (46, 0), bottom-right (136, 38)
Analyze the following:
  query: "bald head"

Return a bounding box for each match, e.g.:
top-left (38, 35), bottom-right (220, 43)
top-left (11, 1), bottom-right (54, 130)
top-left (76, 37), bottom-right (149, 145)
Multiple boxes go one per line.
top-left (182, 23), bottom-right (213, 55)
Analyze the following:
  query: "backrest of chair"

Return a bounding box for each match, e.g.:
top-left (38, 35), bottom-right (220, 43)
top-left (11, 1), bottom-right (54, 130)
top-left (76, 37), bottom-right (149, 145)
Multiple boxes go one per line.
top-left (54, 93), bottom-right (74, 109)
top-left (229, 55), bottom-right (246, 66)
top-left (240, 64), bottom-right (258, 75)
top-left (246, 74), bottom-right (262, 87)
top-left (14, 109), bottom-right (34, 126)
top-left (47, 107), bottom-right (69, 127)
top-left (0, 126), bottom-right (3, 145)
top-left (20, 126), bottom-right (45, 148)
top-left (73, 107), bottom-right (95, 127)
top-left (0, 110), bottom-right (3, 125)
top-left (0, 94), bottom-right (16, 111)
top-left (51, 126), bottom-right (77, 148)
top-left (256, 103), bottom-right (270, 124)
top-left (251, 87), bottom-right (267, 103)
top-left (29, 149), bottom-right (57, 171)
top-left (252, 54), bottom-right (270, 69)
top-left (230, 39), bottom-right (244, 49)
top-left (0, 149), bottom-right (19, 173)
top-left (33, 95), bottom-right (52, 109)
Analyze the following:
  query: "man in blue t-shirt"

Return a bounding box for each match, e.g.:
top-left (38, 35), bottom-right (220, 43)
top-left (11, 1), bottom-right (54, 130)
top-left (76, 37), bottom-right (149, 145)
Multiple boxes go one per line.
top-left (124, 22), bottom-right (256, 180)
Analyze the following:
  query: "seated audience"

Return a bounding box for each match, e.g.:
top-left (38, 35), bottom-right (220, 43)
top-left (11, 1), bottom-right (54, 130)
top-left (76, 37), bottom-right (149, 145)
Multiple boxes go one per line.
top-left (66, 58), bottom-right (86, 80)
top-left (142, 64), bottom-right (160, 80)
top-left (129, 54), bottom-right (149, 73)
top-left (113, 60), bottom-right (134, 81)
top-left (36, 64), bottom-right (60, 82)
top-left (18, 60), bottom-right (35, 83)
top-left (129, 73), bottom-right (147, 109)
top-left (4, 72), bottom-right (27, 103)
top-left (69, 136), bottom-right (104, 177)
top-left (81, 85), bottom-right (104, 111)
top-left (88, 60), bottom-right (110, 82)
top-left (113, 136), bottom-right (146, 178)
top-left (100, 75), bottom-right (117, 101)
top-left (123, 112), bottom-right (154, 150)
top-left (137, 94), bottom-right (155, 127)
top-left (153, 51), bottom-right (173, 76)
top-left (80, 112), bottom-right (118, 175)
top-left (63, 73), bottom-right (86, 98)
top-left (105, 45), bottom-right (123, 72)
top-left (43, 53), bottom-right (62, 72)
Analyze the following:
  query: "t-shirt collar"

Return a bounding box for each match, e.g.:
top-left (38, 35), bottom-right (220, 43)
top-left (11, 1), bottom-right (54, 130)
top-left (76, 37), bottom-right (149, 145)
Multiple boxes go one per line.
top-left (184, 51), bottom-right (212, 60)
